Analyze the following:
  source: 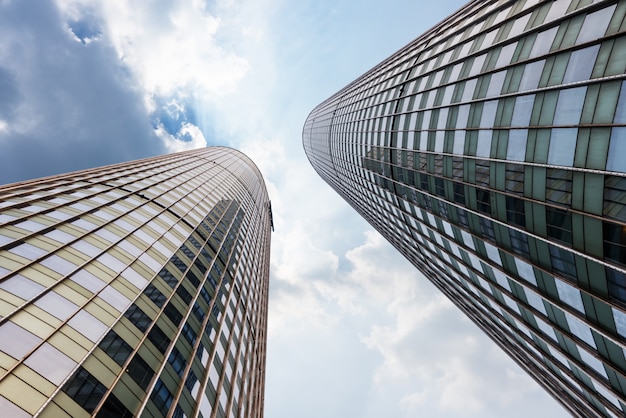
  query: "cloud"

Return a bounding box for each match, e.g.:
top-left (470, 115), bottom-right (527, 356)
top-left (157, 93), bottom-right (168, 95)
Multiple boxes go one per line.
top-left (0, 0), bottom-right (164, 184)
top-left (54, 0), bottom-right (254, 151)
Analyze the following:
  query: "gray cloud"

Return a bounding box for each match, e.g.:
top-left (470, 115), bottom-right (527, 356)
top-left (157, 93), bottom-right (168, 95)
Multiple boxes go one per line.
top-left (0, 0), bottom-right (165, 184)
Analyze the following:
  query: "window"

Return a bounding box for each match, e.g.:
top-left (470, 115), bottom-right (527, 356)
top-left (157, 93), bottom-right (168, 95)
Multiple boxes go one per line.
top-left (519, 60), bottom-right (544, 90)
top-left (506, 196), bottom-right (526, 227)
top-left (127, 355), bottom-right (155, 390)
top-left (480, 100), bottom-right (498, 128)
top-left (476, 131), bottom-right (492, 157)
top-left (147, 325), bottom-right (171, 354)
top-left (98, 394), bottom-right (133, 418)
top-left (124, 304), bottom-right (152, 332)
top-left (168, 347), bottom-right (187, 378)
top-left (164, 303), bottom-right (183, 327)
top-left (607, 268), bottom-right (626, 304)
top-left (175, 285), bottom-right (193, 305)
top-left (477, 190), bottom-right (491, 214)
top-left (555, 279), bottom-right (585, 314)
top-left (530, 28), bottom-right (558, 58)
top-left (607, 128), bottom-right (626, 172)
top-left (99, 331), bottom-right (132, 366)
top-left (554, 87), bottom-right (586, 125)
top-left (563, 45), bottom-right (600, 84)
top-left (604, 176), bottom-right (626, 221)
top-left (507, 129), bottom-right (528, 161)
top-left (0, 275), bottom-right (44, 299)
top-left (546, 207), bottom-right (573, 245)
top-left (150, 379), bottom-right (173, 413)
top-left (63, 367), bottom-right (107, 413)
top-left (511, 95), bottom-right (534, 127)
top-left (576, 5), bottom-right (616, 44)
top-left (604, 221), bottom-right (626, 267)
top-left (143, 283), bottom-right (167, 308)
top-left (549, 244), bottom-right (577, 280)
top-left (546, 169), bottom-right (572, 207)
top-left (548, 128), bottom-right (577, 166)
top-left (509, 229), bottom-right (530, 258)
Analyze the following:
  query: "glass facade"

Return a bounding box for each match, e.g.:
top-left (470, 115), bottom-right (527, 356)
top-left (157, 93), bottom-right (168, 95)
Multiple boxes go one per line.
top-left (0, 147), bottom-right (272, 418)
top-left (303, 0), bottom-right (626, 416)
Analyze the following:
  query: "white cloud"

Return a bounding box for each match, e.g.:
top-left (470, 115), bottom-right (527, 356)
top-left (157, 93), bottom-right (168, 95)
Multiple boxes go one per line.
top-left (158, 121), bottom-right (207, 152)
top-left (56, 0), bottom-right (248, 98)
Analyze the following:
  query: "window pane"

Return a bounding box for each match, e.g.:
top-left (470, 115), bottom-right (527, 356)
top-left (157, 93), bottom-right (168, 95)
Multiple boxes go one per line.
top-left (530, 27), bottom-right (558, 58)
top-left (476, 131), bottom-right (492, 157)
top-left (480, 100), bottom-right (498, 128)
top-left (548, 128), bottom-right (578, 166)
top-left (511, 95), bottom-right (534, 126)
top-left (486, 71), bottom-right (506, 97)
top-left (576, 5), bottom-right (616, 44)
top-left (507, 129), bottom-right (528, 161)
top-left (563, 45), bottom-right (600, 84)
top-left (613, 81), bottom-right (626, 124)
top-left (607, 128), bottom-right (626, 172)
top-left (554, 87), bottom-right (586, 125)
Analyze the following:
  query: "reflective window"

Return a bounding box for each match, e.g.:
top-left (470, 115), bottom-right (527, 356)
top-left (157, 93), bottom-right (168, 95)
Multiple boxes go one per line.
top-left (511, 95), bottom-right (534, 127)
top-left (40, 254), bottom-right (75, 276)
top-left (0, 396), bottom-right (30, 418)
top-left (515, 257), bottom-right (537, 286)
top-left (486, 71), bottom-right (506, 98)
top-left (480, 100), bottom-right (498, 128)
top-left (607, 128), bottom-right (626, 172)
top-left (564, 312), bottom-right (596, 348)
top-left (99, 330), bottom-right (132, 366)
top-left (453, 130), bottom-right (466, 154)
top-left (612, 307), bottom-right (626, 338)
top-left (462, 79), bottom-right (477, 102)
top-left (614, 81), bottom-right (626, 124)
top-left (555, 278), bottom-right (585, 314)
top-left (545, 0), bottom-right (570, 23)
top-left (530, 28), bottom-right (558, 58)
top-left (578, 346), bottom-right (608, 379)
top-left (554, 87), bottom-right (586, 125)
top-left (525, 289), bottom-right (547, 315)
top-left (127, 355), bottom-right (155, 390)
top-left (563, 45), bottom-right (600, 84)
top-left (519, 61), bottom-right (544, 91)
top-left (507, 129), bottom-right (528, 161)
top-left (548, 128), bottom-right (578, 166)
top-left (456, 105), bottom-right (470, 128)
top-left (496, 43), bottom-right (516, 68)
top-left (576, 5), bottom-right (616, 44)
top-left (70, 270), bottom-right (105, 293)
top-left (62, 367), bottom-right (107, 413)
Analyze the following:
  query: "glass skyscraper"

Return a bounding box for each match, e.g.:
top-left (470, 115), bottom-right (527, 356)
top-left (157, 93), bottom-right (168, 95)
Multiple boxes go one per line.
top-left (304, 0), bottom-right (626, 416)
top-left (0, 147), bottom-right (272, 418)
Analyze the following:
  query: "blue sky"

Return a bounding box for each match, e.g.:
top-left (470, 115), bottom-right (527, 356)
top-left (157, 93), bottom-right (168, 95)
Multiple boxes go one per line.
top-left (0, 0), bottom-right (569, 416)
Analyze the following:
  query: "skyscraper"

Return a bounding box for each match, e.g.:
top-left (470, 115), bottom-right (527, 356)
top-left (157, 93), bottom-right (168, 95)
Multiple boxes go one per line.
top-left (0, 147), bottom-right (272, 418)
top-left (304, 0), bottom-right (626, 416)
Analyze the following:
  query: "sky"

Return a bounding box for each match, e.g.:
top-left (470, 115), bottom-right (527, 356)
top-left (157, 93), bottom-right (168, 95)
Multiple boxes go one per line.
top-left (0, 0), bottom-right (571, 417)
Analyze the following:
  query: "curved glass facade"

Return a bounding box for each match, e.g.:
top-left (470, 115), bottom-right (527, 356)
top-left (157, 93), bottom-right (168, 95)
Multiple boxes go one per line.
top-left (304, 0), bottom-right (626, 416)
top-left (0, 147), bottom-right (272, 418)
